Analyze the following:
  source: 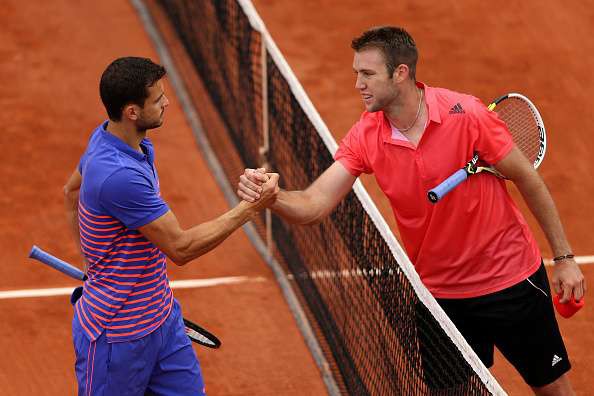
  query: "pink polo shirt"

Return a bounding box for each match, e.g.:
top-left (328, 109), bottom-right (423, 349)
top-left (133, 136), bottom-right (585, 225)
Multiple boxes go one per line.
top-left (335, 83), bottom-right (541, 298)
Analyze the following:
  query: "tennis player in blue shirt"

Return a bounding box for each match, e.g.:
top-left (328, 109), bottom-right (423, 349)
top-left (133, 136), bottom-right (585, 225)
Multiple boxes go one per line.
top-left (63, 57), bottom-right (278, 395)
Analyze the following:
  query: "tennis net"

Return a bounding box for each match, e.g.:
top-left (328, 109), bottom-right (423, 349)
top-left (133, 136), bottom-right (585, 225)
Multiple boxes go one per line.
top-left (138, 0), bottom-right (505, 394)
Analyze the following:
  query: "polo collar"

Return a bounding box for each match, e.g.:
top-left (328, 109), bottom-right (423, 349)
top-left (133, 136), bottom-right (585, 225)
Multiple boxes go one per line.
top-left (382, 81), bottom-right (442, 147)
top-left (420, 82), bottom-right (441, 125)
top-left (99, 121), bottom-right (152, 162)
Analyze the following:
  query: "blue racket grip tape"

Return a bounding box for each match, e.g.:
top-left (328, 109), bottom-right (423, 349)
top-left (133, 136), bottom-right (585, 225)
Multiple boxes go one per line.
top-left (427, 169), bottom-right (468, 203)
top-left (29, 245), bottom-right (87, 281)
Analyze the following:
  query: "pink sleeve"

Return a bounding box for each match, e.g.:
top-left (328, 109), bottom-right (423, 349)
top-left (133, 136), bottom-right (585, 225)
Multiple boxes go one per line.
top-left (472, 98), bottom-right (514, 164)
top-left (334, 122), bottom-right (372, 176)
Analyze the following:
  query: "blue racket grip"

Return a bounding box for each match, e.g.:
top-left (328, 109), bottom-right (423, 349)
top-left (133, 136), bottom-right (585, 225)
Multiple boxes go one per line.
top-left (427, 169), bottom-right (468, 203)
top-left (29, 245), bottom-right (87, 281)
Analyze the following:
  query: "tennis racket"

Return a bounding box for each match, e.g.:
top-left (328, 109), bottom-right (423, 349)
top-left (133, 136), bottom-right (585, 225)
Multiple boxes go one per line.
top-left (28, 245), bottom-right (221, 349)
top-left (427, 93), bottom-right (546, 203)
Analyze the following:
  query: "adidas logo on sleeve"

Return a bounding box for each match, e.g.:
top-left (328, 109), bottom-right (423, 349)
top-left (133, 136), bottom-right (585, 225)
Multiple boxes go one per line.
top-left (449, 103), bottom-right (465, 114)
top-left (551, 354), bottom-right (563, 367)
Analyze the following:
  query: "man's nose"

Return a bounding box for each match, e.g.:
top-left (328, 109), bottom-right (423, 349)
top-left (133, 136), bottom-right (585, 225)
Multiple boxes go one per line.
top-left (355, 75), bottom-right (365, 90)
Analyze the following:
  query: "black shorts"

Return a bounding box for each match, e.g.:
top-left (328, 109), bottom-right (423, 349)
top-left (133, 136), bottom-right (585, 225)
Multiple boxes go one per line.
top-left (435, 262), bottom-right (570, 388)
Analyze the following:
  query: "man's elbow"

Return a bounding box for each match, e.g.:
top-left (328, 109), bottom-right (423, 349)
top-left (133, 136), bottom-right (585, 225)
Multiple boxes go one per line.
top-left (300, 197), bottom-right (333, 225)
top-left (289, 207), bottom-right (328, 226)
top-left (63, 185), bottom-right (71, 199)
top-left (167, 235), bottom-right (198, 266)
top-left (300, 216), bottom-right (324, 226)
top-left (63, 185), bottom-right (79, 204)
top-left (509, 169), bottom-right (545, 191)
top-left (168, 247), bottom-right (192, 266)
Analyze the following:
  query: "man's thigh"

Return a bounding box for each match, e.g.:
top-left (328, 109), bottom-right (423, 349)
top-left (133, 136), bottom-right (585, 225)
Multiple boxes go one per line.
top-left (439, 263), bottom-right (571, 388)
top-left (147, 300), bottom-right (205, 396)
top-left (492, 264), bottom-right (570, 387)
top-left (73, 319), bottom-right (158, 395)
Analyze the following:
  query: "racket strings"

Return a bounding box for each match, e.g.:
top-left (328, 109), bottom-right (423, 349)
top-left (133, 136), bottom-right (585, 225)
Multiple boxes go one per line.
top-left (496, 98), bottom-right (542, 166)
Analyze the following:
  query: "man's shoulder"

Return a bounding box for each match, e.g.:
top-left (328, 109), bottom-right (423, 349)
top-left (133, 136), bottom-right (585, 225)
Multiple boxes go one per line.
top-left (340, 112), bottom-right (384, 147)
top-left (354, 111), bottom-right (384, 131)
top-left (83, 143), bottom-right (126, 173)
top-left (83, 134), bottom-right (145, 175)
top-left (429, 86), bottom-right (477, 105)
top-left (427, 85), bottom-right (484, 119)
top-left (82, 147), bottom-right (143, 194)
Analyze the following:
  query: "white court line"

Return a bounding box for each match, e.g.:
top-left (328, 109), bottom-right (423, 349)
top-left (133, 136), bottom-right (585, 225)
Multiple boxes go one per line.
top-left (544, 256), bottom-right (594, 266)
top-left (285, 257), bottom-right (594, 281)
top-left (5, 256), bottom-right (591, 299)
top-left (0, 276), bottom-right (267, 300)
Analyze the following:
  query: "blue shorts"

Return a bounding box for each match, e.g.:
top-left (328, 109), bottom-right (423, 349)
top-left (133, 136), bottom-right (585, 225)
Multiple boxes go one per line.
top-left (72, 299), bottom-right (205, 395)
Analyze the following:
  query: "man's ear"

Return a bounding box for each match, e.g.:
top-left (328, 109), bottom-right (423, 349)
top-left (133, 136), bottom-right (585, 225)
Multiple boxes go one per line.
top-left (392, 64), bottom-right (410, 83)
top-left (122, 104), bottom-right (140, 121)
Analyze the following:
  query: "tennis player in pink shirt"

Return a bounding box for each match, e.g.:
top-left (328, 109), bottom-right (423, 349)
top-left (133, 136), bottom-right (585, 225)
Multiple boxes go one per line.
top-left (238, 26), bottom-right (585, 395)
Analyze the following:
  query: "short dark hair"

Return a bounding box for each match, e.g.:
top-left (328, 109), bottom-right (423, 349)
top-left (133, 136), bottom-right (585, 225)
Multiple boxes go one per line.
top-left (99, 57), bottom-right (166, 121)
top-left (351, 26), bottom-right (418, 80)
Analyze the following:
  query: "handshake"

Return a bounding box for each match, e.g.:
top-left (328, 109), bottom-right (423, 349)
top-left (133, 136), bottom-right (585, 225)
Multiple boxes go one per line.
top-left (237, 167), bottom-right (279, 211)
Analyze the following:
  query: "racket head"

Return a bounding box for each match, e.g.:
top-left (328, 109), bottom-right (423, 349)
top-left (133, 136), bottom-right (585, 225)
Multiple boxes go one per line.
top-left (489, 93), bottom-right (546, 169)
top-left (183, 318), bottom-right (222, 349)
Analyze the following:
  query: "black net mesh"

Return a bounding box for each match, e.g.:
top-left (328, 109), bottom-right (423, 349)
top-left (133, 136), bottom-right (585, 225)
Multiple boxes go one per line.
top-left (145, 0), bottom-right (497, 394)
top-left (154, 0), bottom-right (267, 237)
top-left (266, 57), bottom-right (490, 395)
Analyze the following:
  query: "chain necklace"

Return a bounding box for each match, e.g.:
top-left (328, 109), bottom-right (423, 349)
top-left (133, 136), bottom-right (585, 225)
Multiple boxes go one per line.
top-left (396, 88), bottom-right (423, 132)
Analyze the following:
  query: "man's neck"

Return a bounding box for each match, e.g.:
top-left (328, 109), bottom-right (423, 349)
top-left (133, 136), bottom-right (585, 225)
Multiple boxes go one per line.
top-left (106, 120), bottom-right (146, 153)
top-left (384, 82), bottom-right (422, 129)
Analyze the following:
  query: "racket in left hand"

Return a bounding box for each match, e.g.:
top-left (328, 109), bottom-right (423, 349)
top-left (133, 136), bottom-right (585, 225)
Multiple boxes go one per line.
top-left (28, 245), bottom-right (221, 349)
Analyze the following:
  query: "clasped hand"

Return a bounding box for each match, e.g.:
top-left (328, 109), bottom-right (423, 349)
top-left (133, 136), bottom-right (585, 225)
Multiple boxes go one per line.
top-left (238, 167), bottom-right (279, 208)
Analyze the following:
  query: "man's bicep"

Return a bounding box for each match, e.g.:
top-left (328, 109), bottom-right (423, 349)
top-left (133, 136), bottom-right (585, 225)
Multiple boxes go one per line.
top-left (493, 146), bottom-right (536, 182)
top-left (138, 210), bottom-right (184, 260)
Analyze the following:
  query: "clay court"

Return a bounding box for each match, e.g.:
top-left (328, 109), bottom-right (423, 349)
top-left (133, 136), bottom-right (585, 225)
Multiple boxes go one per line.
top-left (1, 0), bottom-right (592, 394)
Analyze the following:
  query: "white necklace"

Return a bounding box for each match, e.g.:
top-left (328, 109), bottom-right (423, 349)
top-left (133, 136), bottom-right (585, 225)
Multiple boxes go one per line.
top-left (396, 88), bottom-right (423, 132)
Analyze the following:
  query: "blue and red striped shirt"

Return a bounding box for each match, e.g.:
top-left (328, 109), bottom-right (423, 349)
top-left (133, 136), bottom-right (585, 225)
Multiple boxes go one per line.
top-left (76, 121), bottom-right (173, 342)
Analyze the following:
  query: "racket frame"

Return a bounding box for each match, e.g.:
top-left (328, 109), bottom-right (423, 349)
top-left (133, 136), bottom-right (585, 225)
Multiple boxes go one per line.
top-left (28, 245), bottom-right (221, 349)
top-left (488, 92), bottom-right (547, 169)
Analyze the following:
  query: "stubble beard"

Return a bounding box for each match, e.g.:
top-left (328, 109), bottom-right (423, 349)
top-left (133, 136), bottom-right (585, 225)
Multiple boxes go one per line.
top-left (137, 114), bottom-right (164, 132)
top-left (366, 96), bottom-right (385, 113)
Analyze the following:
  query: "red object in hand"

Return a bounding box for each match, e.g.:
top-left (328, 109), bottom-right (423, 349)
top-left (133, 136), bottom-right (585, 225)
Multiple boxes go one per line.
top-left (553, 294), bottom-right (585, 318)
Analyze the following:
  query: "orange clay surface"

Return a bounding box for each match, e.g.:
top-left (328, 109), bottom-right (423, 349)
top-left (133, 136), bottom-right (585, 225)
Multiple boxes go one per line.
top-left (1, 0), bottom-right (593, 395)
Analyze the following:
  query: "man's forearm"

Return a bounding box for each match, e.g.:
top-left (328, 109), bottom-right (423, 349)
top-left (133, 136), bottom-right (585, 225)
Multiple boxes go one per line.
top-left (270, 189), bottom-right (327, 225)
top-left (143, 173), bottom-right (281, 265)
top-left (515, 174), bottom-right (571, 256)
top-left (174, 201), bottom-right (259, 264)
top-left (238, 161), bottom-right (356, 226)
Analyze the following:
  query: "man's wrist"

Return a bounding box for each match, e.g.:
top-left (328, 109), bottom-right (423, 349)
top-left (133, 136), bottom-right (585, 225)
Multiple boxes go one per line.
top-left (236, 200), bottom-right (259, 219)
top-left (553, 253), bottom-right (575, 263)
